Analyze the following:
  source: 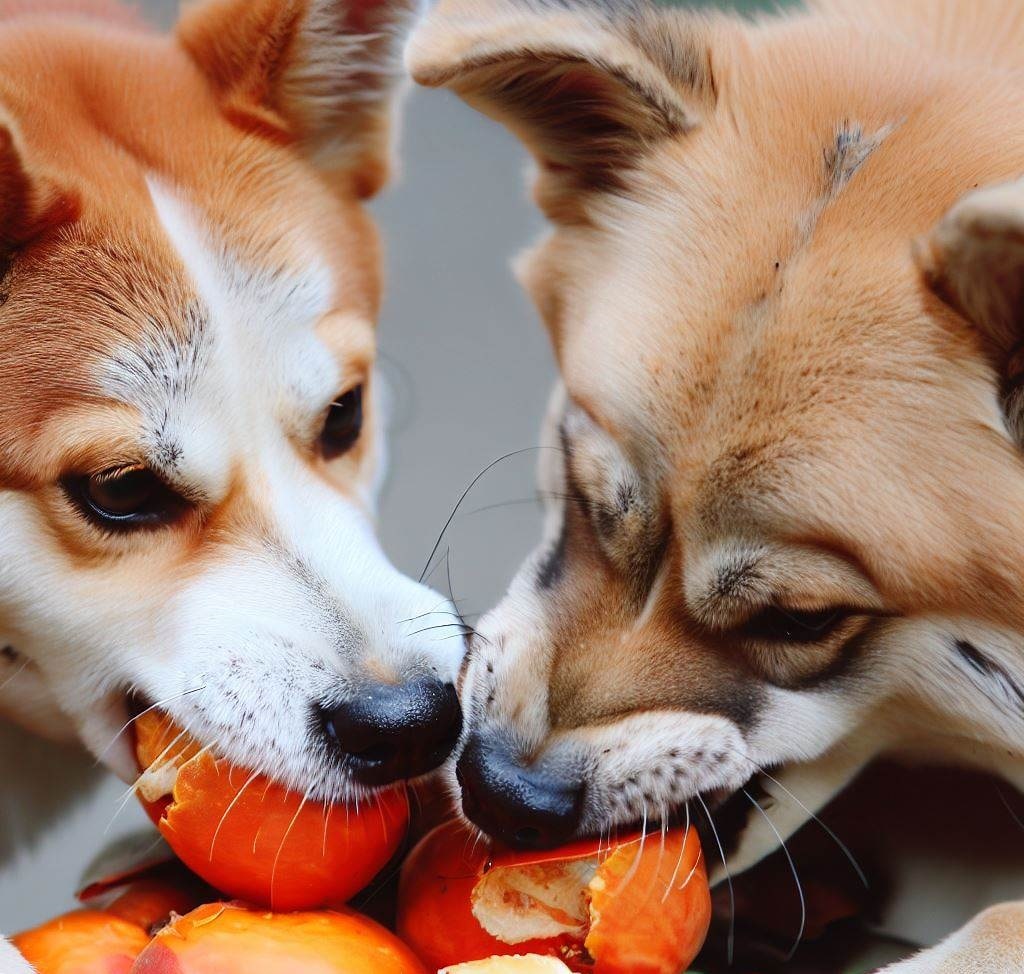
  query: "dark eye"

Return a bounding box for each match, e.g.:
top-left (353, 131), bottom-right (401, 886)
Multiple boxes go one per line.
top-left (64, 466), bottom-right (188, 531)
top-left (741, 606), bottom-right (848, 644)
top-left (320, 385), bottom-right (364, 460)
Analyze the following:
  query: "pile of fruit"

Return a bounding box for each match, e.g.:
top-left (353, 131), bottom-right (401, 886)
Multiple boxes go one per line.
top-left (12, 713), bottom-right (711, 973)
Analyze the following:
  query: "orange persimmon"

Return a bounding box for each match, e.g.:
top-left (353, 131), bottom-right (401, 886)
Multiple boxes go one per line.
top-left (133, 710), bottom-right (409, 911)
top-left (128, 901), bottom-right (428, 974)
top-left (13, 910), bottom-right (150, 974)
top-left (397, 820), bottom-right (711, 974)
top-left (105, 879), bottom-right (200, 933)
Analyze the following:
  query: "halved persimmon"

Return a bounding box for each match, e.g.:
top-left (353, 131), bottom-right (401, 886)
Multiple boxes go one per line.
top-left (133, 710), bottom-right (409, 911)
top-left (129, 901), bottom-right (428, 974)
top-left (13, 910), bottom-right (151, 974)
top-left (397, 820), bottom-right (711, 974)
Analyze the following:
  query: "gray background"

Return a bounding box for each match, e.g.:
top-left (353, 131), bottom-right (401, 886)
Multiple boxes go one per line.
top-left (0, 0), bottom-right (770, 932)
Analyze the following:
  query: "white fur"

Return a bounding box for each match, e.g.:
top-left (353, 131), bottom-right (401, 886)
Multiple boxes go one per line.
top-left (0, 184), bottom-right (463, 802)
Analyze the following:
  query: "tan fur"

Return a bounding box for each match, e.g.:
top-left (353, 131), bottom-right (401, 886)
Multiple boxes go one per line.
top-left (0, 0), bottom-right (462, 890)
top-left (413, 0), bottom-right (1024, 966)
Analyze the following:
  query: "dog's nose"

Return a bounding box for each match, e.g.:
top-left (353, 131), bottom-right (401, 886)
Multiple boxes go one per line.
top-left (456, 732), bottom-right (583, 849)
top-left (325, 678), bottom-right (462, 786)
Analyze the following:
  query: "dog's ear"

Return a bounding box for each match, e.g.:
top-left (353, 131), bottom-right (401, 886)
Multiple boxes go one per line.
top-left (0, 123), bottom-right (76, 249)
top-left (177, 0), bottom-right (418, 198)
top-left (919, 178), bottom-right (1024, 439)
top-left (406, 0), bottom-right (712, 218)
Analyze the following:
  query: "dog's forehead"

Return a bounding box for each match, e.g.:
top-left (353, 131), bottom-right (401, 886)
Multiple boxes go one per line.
top-left (548, 128), bottom-right (1019, 615)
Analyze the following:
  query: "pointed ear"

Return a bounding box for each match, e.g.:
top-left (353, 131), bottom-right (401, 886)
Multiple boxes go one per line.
top-left (0, 123), bottom-right (76, 249)
top-left (177, 0), bottom-right (418, 198)
top-left (406, 0), bottom-right (712, 217)
top-left (918, 178), bottom-right (1024, 436)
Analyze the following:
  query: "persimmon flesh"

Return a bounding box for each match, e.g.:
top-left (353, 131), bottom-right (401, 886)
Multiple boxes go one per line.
top-left (13, 910), bottom-right (150, 974)
top-left (397, 820), bottom-right (711, 974)
top-left (129, 901), bottom-right (428, 974)
top-left (442, 958), bottom-right (573, 973)
top-left (133, 710), bottom-right (408, 911)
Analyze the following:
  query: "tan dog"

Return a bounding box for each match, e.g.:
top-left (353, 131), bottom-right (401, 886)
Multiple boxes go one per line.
top-left (0, 0), bottom-right (468, 902)
top-left (409, 0), bottom-right (1024, 969)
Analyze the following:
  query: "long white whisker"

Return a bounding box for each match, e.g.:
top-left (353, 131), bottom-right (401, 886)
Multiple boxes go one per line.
top-left (743, 787), bottom-right (806, 961)
top-left (270, 792), bottom-right (310, 910)
top-left (663, 801), bottom-right (691, 902)
top-left (697, 793), bottom-right (735, 965)
top-left (742, 757), bottom-right (868, 888)
top-left (98, 685), bottom-right (207, 760)
top-left (209, 769), bottom-right (261, 859)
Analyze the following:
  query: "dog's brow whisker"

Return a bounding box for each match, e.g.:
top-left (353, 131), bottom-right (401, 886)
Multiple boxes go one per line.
top-left (696, 793), bottom-right (735, 965)
top-left (743, 787), bottom-right (806, 961)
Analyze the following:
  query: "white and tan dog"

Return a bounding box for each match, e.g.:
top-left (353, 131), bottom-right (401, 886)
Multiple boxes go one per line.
top-left (0, 0), bottom-right (467, 874)
top-left (409, 0), bottom-right (1024, 969)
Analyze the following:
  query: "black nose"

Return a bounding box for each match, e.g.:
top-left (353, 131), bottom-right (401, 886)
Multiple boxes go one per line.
top-left (456, 733), bottom-right (583, 849)
top-left (325, 678), bottom-right (462, 786)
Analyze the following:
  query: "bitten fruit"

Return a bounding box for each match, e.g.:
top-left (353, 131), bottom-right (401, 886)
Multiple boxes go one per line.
top-left (133, 710), bottom-right (408, 911)
top-left (397, 820), bottom-right (711, 974)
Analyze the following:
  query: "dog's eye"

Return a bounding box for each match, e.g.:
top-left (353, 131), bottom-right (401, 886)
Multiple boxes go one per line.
top-left (65, 466), bottom-right (188, 531)
top-left (320, 385), bottom-right (364, 460)
top-left (741, 606), bottom-right (848, 643)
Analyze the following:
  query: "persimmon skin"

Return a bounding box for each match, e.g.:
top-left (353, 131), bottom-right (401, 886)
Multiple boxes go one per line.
top-left (13, 910), bottom-right (150, 974)
top-left (105, 879), bottom-right (200, 933)
top-left (129, 902), bottom-right (428, 974)
top-left (584, 829), bottom-right (710, 974)
top-left (397, 821), bottom-right (562, 971)
top-left (133, 711), bottom-right (409, 911)
top-left (397, 821), bottom-right (710, 974)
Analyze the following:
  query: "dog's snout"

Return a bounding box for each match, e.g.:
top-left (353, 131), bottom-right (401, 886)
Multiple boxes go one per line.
top-left (325, 677), bottom-right (462, 786)
top-left (456, 733), bottom-right (583, 849)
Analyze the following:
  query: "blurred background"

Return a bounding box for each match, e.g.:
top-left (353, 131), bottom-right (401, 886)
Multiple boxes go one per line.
top-left (0, 0), bottom-right (778, 933)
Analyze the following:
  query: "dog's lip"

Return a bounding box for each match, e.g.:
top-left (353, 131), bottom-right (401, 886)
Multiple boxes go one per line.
top-left (77, 689), bottom-right (141, 783)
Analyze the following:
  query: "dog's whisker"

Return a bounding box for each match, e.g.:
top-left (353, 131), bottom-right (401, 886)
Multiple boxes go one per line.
top-left (418, 446), bottom-right (564, 585)
top-left (696, 793), bottom-right (735, 965)
top-left (270, 791), bottom-right (310, 910)
top-left (742, 787), bottom-right (806, 961)
top-left (663, 801), bottom-right (691, 902)
top-left (726, 747), bottom-right (868, 888)
top-left (464, 490), bottom-right (579, 519)
top-left (678, 846), bottom-right (704, 893)
top-left (619, 800), bottom-right (649, 893)
top-left (996, 784), bottom-right (1024, 832)
top-left (209, 769), bottom-right (261, 860)
top-left (97, 685), bottom-right (208, 761)
top-left (0, 657), bottom-right (30, 693)
top-left (322, 801), bottom-right (332, 859)
top-left (405, 622), bottom-right (475, 638)
top-left (397, 598), bottom-right (468, 626)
